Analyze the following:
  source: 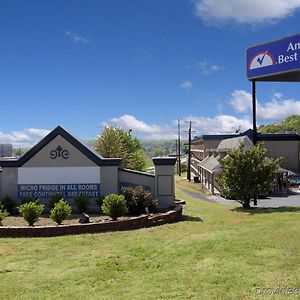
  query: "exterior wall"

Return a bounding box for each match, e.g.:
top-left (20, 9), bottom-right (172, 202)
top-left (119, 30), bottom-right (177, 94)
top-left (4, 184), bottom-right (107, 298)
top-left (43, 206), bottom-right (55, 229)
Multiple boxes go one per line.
top-left (191, 139), bottom-right (222, 161)
top-left (191, 140), bottom-right (204, 160)
top-left (18, 167), bottom-right (100, 184)
top-left (118, 169), bottom-right (155, 194)
top-left (24, 135), bottom-right (96, 167)
top-left (1, 168), bottom-right (18, 200)
top-left (263, 140), bottom-right (300, 173)
top-left (100, 166), bottom-right (119, 196)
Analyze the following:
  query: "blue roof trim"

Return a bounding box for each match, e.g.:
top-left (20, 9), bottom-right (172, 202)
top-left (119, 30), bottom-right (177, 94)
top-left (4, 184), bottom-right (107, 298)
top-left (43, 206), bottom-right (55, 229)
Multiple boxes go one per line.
top-left (0, 126), bottom-right (122, 167)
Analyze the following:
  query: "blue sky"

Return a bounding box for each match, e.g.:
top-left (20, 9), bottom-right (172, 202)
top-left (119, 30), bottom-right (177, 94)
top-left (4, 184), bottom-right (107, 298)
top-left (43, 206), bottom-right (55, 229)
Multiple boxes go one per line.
top-left (1, 0), bottom-right (300, 145)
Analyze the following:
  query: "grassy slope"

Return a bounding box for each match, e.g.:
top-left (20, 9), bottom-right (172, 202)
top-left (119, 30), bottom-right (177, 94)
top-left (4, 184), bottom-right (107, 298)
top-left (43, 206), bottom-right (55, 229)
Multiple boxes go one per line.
top-left (1, 180), bottom-right (300, 299)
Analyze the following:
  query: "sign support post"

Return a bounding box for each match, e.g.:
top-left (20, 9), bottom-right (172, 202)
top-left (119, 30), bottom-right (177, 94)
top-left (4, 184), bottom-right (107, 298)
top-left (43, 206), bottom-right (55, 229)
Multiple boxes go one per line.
top-left (252, 80), bottom-right (257, 145)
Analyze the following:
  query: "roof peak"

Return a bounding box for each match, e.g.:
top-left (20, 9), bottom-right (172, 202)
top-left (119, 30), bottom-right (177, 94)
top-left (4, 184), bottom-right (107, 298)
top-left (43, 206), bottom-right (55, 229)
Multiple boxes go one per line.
top-left (0, 125), bottom-right (122, 167)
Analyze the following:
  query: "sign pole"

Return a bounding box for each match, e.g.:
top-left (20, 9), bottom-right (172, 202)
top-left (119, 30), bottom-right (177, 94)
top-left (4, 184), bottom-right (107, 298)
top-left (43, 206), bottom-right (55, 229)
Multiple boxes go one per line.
top-left (252, 80), bottom-right (257, 145)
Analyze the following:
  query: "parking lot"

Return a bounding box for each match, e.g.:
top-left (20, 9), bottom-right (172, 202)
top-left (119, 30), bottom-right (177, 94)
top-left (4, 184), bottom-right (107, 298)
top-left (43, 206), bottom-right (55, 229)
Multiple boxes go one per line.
top-left (181, 188), bottom-right (300, 208)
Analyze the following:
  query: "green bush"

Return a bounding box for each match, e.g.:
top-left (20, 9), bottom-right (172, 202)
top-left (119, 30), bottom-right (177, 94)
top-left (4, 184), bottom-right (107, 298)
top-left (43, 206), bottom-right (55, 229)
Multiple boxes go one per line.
top-left (74, 195), bottom-right (90, 213)
top-left (95, 196), bottom-right (105, 213)
top-left (50, 199), bottom-right (72, 225)
top-left (49, 193), bottom-right (64, 210)
top-left (0, 195), bottom-right (15, 214)
top-left (180, 163), bottom-right (188, 173)
top-left (121, 186), bottom-right (157, 215)
top-left (0, 205), bottom-right (9, 226)
top-left (102, 194), bottom-right (128, 220)
top-left (20, 197), bottom-right (39, 205)
top-left (18, 202), bottom-right (44, 226)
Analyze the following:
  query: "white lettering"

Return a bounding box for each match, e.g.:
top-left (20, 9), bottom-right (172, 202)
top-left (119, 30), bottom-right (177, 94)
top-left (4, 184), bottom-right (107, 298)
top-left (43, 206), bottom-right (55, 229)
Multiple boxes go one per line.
top-left (19, 191), bottom-right (33, 198)
top-left (287, 42), bottom-right (300, 52)
top-left (287, 42), bottom-right (294, 52)
top-left (278, 53), bottom-right (298, 64)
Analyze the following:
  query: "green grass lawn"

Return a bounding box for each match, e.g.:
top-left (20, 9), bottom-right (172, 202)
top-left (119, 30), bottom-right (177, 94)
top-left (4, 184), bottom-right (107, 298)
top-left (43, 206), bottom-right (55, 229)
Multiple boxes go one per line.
top-left (1, 179), bottom-right (300, 299)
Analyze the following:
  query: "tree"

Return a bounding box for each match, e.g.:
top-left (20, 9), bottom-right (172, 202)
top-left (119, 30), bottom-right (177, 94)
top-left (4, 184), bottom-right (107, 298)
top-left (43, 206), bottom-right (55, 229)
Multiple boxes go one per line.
top-left (217, 143), bottom-right (281, 209)
top-left (258, 115), bottom-right (300, 134)
top-left (94, 127), bottom-right (146, 171)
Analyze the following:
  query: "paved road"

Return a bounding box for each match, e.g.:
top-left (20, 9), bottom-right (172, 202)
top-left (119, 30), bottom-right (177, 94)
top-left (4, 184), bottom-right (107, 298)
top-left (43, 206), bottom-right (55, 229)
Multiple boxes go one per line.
top-left (181, 189), bottom-right (300, 208)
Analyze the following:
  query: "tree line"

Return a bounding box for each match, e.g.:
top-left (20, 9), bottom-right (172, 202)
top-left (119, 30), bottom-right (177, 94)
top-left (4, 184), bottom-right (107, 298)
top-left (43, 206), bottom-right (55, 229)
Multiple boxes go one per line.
top-left (258, 115), bottom-right (300, 134)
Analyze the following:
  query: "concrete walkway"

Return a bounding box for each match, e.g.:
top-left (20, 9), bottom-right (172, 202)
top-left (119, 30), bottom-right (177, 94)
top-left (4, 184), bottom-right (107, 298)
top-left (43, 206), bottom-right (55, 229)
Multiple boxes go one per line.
top-left (180, 188), bottom-right (300, 208)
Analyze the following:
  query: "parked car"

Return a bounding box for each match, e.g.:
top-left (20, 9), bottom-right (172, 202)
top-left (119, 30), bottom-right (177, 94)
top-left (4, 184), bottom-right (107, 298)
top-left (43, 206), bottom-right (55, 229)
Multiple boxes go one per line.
top-left (289, 175), bottom-right (300, 186)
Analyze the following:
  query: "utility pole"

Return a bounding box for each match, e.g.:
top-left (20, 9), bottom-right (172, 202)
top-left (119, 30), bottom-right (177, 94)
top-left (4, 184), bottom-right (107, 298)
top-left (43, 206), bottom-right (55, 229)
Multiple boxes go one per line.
top-left (187, 121), bottom-right (192, 182)
top-left (178, 118), bottom-right (181, 176)
top-left (185, 121), bottom-right (196, 182)
top-left (175, 139), bottom-right (178, 174)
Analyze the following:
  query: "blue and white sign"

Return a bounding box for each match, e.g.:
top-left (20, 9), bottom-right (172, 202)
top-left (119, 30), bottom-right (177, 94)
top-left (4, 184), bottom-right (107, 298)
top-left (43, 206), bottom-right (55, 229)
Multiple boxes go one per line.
top-left (247, 34), bottom-right (300, 80)
top-left (18, 183), bottom-right (101, 199)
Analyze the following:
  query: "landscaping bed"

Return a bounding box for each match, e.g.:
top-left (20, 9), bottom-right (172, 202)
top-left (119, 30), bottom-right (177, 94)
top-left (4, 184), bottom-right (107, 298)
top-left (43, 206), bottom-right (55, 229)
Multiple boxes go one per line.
top-left (2, 214), bottom-right (121, 227)
top-left (0, 205), bottom-right (183, 238)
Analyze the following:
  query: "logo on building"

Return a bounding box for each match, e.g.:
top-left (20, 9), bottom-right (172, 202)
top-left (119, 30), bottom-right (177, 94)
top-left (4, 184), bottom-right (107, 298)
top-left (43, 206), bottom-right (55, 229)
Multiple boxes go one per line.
top-left (50, 146), bottom-right (69, 159)
top-left (249, 50), bottom-right (275, 70)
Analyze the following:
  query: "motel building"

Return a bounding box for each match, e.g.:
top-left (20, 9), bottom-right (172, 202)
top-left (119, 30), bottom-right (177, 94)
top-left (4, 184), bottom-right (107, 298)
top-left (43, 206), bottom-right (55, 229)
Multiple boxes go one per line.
top-left (190, 129), bottom-right (300, 194)
top-left (0, 126), bottom-right (176, 211)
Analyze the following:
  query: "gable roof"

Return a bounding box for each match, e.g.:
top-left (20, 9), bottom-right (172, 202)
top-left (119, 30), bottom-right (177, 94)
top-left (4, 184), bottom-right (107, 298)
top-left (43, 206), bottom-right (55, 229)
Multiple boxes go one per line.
top-left (217, 136), bottom-right (253, 151)
top-left (0, 126), bottom-right (122, 167)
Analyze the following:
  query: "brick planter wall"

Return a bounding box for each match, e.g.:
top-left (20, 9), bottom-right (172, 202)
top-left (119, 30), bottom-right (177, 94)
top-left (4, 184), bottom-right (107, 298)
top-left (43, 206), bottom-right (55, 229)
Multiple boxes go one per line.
top-left (0, 204), bottom-right (183, 238)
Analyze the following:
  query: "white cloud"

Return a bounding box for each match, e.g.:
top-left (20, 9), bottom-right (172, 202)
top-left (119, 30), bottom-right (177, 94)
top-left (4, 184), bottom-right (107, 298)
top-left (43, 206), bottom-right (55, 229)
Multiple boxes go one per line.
top-left (229, 90), bottom-right (252, 113)
top-left (180, 80), bottom-right (193, 89)
top-left (101, 114), bottom-right (177, 139)
top-left (229, 89), bottom-right (300, 121)
top-left (0, 128), bottom-right (50, 147)
top-left (101, 114), bottom-right (252, 140)
top-left (258, 98), bottom-right (300, 120)
top-left (195, 0), bottom-right (300, 24)
top-left (102, 114), bottom-right (160, 133)
top-left (65, 31), bottom-right (91, 43)
top-left (182, 115), bottom-right (251, 135)
top-left (197, 60), bottom-right (221, 74)
top-left (273, 92), bottom-right (283, 99)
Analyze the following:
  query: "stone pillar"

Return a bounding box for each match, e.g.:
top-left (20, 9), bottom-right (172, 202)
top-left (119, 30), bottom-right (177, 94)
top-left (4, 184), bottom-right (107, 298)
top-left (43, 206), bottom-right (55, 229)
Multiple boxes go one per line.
top-left (100, 166), bottom-right (119, 196)
top-left (152, 157), bottom-right (177, 209)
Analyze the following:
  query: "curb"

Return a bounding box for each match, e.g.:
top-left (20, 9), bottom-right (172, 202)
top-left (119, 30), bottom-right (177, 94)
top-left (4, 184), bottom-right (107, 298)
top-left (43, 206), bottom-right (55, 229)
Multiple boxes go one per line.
top-left (0, 205), bottom-right (183, 238)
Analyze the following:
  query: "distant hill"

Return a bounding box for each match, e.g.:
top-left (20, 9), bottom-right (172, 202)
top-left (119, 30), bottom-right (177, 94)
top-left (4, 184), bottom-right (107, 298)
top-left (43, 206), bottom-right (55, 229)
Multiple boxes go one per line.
top-left (258, 115), bottom-right (300, 134)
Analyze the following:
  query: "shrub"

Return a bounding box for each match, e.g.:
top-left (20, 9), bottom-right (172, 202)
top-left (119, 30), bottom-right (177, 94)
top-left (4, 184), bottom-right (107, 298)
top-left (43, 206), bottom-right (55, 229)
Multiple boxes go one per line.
top-left (74, 195), bottom-right (90, 213)
top-left (0, 205), bottom-right (9, 226)
top-left (121, 187), bottom-right (138, 214)
top-left (18, 202), bottom-right (44, 226)
top-left (50, 199), bottom-right (72, 225)
top-left (101, 194), bottom-right (128, 220)
top-left (49, 193), bottom-right (64, 210)
top-left (121, 186), bottom-right (157, 215)
top-left (0, 195), bottom-right (15, 214)
top-left (95, 196), bottom-right (105, 213)
top-left (180, 163), bottom-right (188, 173)
top-left (20, 197), bottom-right (39, 205)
